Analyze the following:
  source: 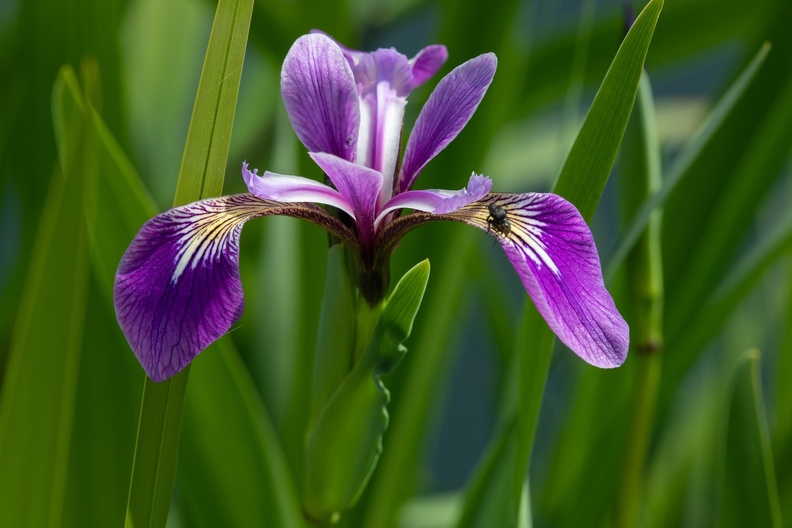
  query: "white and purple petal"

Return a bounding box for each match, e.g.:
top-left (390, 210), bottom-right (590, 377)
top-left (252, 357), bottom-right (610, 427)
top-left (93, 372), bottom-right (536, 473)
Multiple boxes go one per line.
top-left (398, 53), bottom-right (497, 193)
top-left (377, 192), bottom-right (628, 367)
top-left (374, 173), bottom-right (491, 228)
top-left (281, 33), bottom-right (360, 161)
top-left (242, 162), bottom-right (355, 219)
top-left (114, 194), bottom-right (355, 382)
top-left (491, 194), bottom-right (628, 367)
top-left (352, 49), bottom-right (413, 201)
top-left (309, 152), bottom-right (383, 243)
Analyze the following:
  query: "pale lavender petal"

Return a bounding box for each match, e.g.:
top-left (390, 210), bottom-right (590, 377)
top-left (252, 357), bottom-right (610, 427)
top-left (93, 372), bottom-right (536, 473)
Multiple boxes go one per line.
top-left (409, 45), bottom-right (448, 87)
top-left (353, 49), bottom-right (412, 198)
top-left (281, 33), bottom-right (360, 160)
top-left (399, 53), bottom-right (497, 193)
top-left (353, 48), bottom-right (413, 96)
top-left (309, 152), bottom-right (383, 242)
top-left (376, 192), bottom-right (628, 367)
top-left (375, 173), bottom-right (491, 227)
top-left (114, 193), bottom-right (357, 381)
top-left (242, 162), bottom-right (355, 219)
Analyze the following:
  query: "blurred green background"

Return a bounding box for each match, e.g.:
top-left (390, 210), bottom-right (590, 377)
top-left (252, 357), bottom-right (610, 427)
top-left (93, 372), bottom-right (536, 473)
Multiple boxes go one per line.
top-left (1, 0), bottom-right (791, 526)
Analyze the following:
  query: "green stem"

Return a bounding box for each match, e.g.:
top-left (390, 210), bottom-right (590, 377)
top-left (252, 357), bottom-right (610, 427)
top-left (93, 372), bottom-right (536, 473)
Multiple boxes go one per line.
top-left (614, 352), bottom-right (661, 528)
top-left (614, 71), bottom-right (664, 528)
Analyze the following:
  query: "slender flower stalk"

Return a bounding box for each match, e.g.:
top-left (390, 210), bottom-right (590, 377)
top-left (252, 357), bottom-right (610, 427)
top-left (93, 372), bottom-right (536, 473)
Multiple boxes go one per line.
top-left (114, 32), bottom-right (629, 382)
top-left (615, 72), bottom-right (664, 528)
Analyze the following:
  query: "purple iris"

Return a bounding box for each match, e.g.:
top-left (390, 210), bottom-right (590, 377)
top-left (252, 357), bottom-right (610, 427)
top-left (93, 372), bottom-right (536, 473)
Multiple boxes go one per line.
top-left (114, 32), bottom-right (628, 382)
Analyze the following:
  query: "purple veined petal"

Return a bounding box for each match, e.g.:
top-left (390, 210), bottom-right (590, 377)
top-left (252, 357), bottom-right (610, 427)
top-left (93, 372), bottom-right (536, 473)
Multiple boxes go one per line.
top-left (374, 173), bottom-right (492, 229)
top-left (377, 192), bottom-right (629, 367)
top-left (281, 33), bottom-right (360, 161)
top-left (309, 29), bottom-right (364, 68)
top-left (353, 49), bottom-right (412, 198)
top-left (409, 44), bottom-right (448, 87)
top-left (242, 162), bottom-right (355, 219)
top-left (483, 193), bottom-right (628, 367)
top-left (399, 53), bottom-right (497, 193)
top-left (309, 152), bottom-right (383, 243)
top-left (114, 193), bottom-right (356, 382)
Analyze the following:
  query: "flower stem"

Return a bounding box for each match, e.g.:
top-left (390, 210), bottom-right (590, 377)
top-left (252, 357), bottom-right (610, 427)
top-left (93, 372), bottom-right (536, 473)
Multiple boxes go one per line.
top-left (614, 71), bottom-right (664, 528)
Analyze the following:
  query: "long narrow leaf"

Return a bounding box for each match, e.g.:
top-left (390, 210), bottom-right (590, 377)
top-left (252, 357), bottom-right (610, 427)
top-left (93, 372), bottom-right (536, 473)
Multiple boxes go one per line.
top-left (605, 42), bottom-right (771, 279)
top-left (458, 1), bottom-right (664, 525)
top-left (125, 0), bottom-right (254, 526)
top-left (0, 68), bottom-right (93, 527)
top-left (719, 351), bottom-right (783, 528)
top-left (179, 340), bottom-right (304, 527)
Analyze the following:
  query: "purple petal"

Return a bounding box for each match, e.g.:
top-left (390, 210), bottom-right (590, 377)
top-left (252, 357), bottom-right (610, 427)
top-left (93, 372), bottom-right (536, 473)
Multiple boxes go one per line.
top-left (309, 29), bottom-right (364, 68)
top-left (114, 194), bottom-right (269, 381)
top-left (115, 193), bottom-right (358, 381)
top-left (242, 162), bottom-right (355, 219)
top-left (493, 194), bottom-right (628, 367)
top-left (353, 49), bottom-right (412, 193)
top-left (376, 192), bottom-right (628, 367)
top-left (309, 152), bottom-right (383, 242)
top-left (409, 45), bottom-right (448, 87)
top-left (375, 173), bottom-right (491, 227)
top-left (281, 33), bottom-right (360, 160)
top-left (399, 53), bottom-right (497, 193)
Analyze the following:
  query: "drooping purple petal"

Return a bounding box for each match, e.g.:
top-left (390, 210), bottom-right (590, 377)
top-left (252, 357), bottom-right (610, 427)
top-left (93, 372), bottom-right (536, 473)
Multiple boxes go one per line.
top-left (281, 33), bottom-right (360, 161)
top-left (492, 193), bottom-right (628, 367)
top-left (398, 53), bottom-right (497, 193)
top-left (242, 162), bottom-right (355, 219)
top-left (309, 152), bottom-right (383, 242)
top-left (374, 173), bottom-right (491, 228)
top-left (377, 192), bottom-right (628, 367)
top-left (114, 194), bottom-right (356, 382)
top-left (409, 45), bottom-right (448, 87)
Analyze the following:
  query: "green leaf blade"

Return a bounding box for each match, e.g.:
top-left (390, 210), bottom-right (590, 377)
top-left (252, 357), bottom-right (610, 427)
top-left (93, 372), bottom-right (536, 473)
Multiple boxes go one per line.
top-left (125, 0), bottom-right (254, 526)
top-left (0, 67), bottom-right (93, 528)
top-left (457, 1), bottom-right (664, 525)
top-left (720, 351), bottom-right (783, 528)
top-left (553, 0), bottom-right (664, 219)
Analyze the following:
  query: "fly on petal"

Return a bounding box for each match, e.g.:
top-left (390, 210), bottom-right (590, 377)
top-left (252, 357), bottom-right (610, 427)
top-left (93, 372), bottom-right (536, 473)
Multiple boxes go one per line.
top-left (377, 190), bottom-right (629, 367)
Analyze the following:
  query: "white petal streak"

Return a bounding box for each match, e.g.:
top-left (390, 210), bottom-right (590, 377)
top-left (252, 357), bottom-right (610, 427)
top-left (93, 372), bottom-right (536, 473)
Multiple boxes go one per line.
top-left (169, 196), bottom-right (264, 283)
top-left (498, 194), bottom-right (559, 276)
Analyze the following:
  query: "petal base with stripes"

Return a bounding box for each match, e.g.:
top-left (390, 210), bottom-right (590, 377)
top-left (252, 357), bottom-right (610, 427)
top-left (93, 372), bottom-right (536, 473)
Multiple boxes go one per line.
top-left (114, 193), bottom-right (356, 382)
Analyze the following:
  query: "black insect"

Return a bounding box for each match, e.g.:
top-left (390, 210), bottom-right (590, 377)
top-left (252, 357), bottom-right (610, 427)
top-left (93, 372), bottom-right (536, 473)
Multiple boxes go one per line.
top-left (487, 203), bottom-right (511, 240)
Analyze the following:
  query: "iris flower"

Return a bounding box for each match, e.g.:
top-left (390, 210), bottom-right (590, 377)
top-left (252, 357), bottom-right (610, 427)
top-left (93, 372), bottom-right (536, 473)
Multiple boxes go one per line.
top-left (114, 33), bottom-right (628, 382)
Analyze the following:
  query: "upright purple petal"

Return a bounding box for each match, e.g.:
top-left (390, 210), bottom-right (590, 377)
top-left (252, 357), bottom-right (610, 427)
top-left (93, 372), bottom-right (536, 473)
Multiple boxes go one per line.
top-left (409, 45), bottom-right (448, 87)
top-left (309, 29), bottom-right (364, 68)
top-left (309, 152), bottom-right (383, 243)
top-left (242, 162), bottom-right (355, 219)
top-left (399, 53), bottom-right (497, 193)
top-left (353, 49), bottom-right (412, 199)
top-left (281, 34), bottom-right (360, 161)
top-left (114, 194), bottom-right (356, 381)
top-left (375, 173), bottom-right (491, 228)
